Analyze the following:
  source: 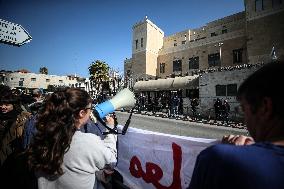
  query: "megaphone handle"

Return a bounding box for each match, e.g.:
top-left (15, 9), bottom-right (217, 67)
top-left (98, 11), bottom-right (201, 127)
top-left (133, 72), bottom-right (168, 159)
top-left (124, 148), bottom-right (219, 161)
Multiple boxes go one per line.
top-left (111, 112), bottom-right (118, 127)
top-left (93, 110), bottom-right (118, 135)
top-left (122, 107), bottom-right (134, 135)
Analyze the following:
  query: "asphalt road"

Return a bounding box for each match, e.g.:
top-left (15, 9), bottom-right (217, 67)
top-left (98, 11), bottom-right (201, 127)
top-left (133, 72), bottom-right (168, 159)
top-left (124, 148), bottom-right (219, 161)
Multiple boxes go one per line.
top-left (115, 111), bottom-right (248, 140)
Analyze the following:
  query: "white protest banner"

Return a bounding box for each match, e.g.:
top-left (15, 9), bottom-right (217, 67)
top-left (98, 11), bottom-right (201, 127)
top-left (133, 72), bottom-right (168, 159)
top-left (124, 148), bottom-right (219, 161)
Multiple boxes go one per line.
top-left (116, 127), bottom-right (217, 189)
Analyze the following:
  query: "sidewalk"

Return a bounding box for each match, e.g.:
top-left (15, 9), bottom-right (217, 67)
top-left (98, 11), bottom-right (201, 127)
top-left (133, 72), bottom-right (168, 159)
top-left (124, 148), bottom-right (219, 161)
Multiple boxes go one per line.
top-left (116, 110), bottom-right (247, 132)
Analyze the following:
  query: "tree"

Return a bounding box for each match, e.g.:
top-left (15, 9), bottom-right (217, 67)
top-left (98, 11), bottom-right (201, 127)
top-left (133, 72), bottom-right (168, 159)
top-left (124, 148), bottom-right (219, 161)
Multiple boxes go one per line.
top-left (39, 67), bottom-right (48, 74)
top-left (88, 60), bottom-right (110, 95)
top-left (109, 68), bottom-right (122, 95)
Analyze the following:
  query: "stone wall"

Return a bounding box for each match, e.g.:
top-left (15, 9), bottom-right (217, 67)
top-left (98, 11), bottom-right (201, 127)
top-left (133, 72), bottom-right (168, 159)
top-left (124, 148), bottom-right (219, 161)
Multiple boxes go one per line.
top-left (198, 65), bottom-right (261, 120)
top-left (246, 10), bottom-right (284, 64)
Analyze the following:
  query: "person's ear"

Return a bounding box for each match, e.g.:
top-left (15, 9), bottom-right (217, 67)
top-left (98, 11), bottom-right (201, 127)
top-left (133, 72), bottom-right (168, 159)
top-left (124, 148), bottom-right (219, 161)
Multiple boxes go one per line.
top-left (78, 109), bottom-right (86, 118)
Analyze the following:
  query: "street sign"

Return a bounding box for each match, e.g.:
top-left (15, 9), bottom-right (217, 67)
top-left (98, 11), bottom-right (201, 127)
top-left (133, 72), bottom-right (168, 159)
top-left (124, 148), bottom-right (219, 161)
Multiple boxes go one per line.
top-left (0, 19), bottom-right (32, 46)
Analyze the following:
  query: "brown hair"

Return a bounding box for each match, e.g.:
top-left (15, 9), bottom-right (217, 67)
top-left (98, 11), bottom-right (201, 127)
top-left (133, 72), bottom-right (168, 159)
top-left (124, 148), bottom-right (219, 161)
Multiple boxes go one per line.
top-left (26, 88), bottom-right (92, 176)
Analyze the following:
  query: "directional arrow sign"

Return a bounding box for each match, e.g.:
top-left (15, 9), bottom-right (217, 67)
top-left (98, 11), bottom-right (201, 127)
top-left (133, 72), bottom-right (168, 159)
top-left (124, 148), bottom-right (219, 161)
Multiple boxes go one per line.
top-left (0, 19), bottom-right (32, 46)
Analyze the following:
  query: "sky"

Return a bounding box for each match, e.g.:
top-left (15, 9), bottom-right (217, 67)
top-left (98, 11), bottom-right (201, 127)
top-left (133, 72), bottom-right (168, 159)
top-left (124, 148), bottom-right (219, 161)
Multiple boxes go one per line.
top-left (0, 0), bottom-right (244, 78)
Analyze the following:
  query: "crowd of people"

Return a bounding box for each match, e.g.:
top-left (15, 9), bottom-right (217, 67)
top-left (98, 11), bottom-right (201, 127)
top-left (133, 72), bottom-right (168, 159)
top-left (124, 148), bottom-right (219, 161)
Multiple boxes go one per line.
top-left (135, 93), bottom-right (233, 125)
top-left (136, 93), bottom-right (184, 118)
top-left (0, 61), bottom-right (283, 189)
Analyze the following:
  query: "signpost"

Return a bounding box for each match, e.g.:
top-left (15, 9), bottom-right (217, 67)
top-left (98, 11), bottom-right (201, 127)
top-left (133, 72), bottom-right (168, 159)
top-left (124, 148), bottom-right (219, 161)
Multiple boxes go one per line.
top-left (0, 19), bottom-right (32, 46)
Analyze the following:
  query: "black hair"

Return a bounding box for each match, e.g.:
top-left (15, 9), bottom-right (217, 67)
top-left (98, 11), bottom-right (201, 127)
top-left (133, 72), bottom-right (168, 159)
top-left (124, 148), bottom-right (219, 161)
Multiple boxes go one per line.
top-left (0, 88), bottom-right (19, 105)
top-left (237, 61), bottom-right (284, 120)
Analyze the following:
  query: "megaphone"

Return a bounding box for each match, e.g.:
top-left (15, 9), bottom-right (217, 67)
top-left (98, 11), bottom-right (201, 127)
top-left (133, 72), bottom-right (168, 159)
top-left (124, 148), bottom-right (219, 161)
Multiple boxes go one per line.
top-left (94, 88), bottom-right (136, 119)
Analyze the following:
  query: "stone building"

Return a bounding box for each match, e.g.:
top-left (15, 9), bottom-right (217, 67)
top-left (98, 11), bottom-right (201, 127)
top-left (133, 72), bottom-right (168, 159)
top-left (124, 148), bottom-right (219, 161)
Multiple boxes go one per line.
top-left (3, 70), bottom-right (88, 93)
top-left (246, 0), bottom-right (284, 64)
top-left (124, 0), bottom-right (284, 118)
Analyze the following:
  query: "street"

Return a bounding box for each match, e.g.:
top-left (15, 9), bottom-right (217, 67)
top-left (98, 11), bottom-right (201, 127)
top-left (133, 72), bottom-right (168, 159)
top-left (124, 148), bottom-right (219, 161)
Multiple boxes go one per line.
top-left (115, 111), bottom-right (247, 140)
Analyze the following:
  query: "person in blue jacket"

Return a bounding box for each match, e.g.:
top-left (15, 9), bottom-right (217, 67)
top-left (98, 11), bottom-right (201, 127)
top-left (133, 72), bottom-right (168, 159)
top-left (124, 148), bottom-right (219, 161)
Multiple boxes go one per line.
top-left (188, 61), bottom-right (284, 189)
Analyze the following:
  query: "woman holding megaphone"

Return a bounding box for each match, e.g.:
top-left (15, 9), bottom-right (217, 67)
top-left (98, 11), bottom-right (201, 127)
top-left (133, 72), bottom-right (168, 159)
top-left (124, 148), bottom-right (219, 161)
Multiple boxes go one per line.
top-left (25, 88), bottom-right (117, 189)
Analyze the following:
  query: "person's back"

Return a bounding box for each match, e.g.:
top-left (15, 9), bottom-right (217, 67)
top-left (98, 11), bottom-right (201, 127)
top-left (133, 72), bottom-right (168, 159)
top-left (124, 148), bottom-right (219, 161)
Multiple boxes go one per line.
top-left (171, 95), bottom-right (179, 116)
top-left (189, 143), bottom-right (284, 189)
top-left (37, 131), bottom-right (116, 189)
top-left (22, 113), bottom-right (109, 188)
top-left (214, 98), bottom-right (222, 120)
top-left (172, 95), bottom-right (179, 106)
top-left (191, 99), bottom-right (198, 110)
top-left (220, 100), bottom-right (230, 124)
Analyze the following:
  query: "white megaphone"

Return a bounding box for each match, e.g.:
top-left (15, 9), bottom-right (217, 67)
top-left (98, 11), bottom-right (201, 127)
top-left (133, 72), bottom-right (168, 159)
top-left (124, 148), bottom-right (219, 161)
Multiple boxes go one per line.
top-left (94, 88), bottom-right (136, 119)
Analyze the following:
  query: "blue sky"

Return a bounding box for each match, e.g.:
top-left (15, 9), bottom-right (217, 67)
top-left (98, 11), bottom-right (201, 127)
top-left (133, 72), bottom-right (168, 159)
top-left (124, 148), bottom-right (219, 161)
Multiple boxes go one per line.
top-left (0, 0), bottom-right (244, 78)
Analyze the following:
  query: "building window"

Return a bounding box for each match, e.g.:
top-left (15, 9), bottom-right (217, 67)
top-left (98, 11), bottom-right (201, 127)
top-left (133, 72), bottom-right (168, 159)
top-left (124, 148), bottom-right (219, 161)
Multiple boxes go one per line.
top-left (135, 39), bottom-right (138, 49)
top-left (216, 84), bottom-right (237, 96)
top-left (59, 80), bottom-right (63, 83)
top-left (31, 78), bottom-right (36, 81)
top-left (126, 70), bottom-right (131, 77)
top-left (255, 0), bottom-right (263, 11)
top-left (20, 78), bottom-right (24, 81)
top-left (160, 63), bottom-right (165, 74)
top-left (186, 89), bottom-right (199, 98)
top-left (227, 84), bottom-right (238, 96)
top-left (174, 39), bottom-right (177, 47)
top-left (233, 48), bottom-right (243, 64)
top-left (173, 60), bottom-right (182, 72)
top-left (141, 38), bottom-right (143, 47)
top-left (189, 56), bottom-right (199, 69)
top-left (10, 78), bottom-right (13, 80)
top-left (211, 32), bottom-right (217, 37)
top-left (208, 53), bottom-right (220, 67)
top-left (216, 85), bottom-right (226, 96)
top-left (272, 0), bottom-right (282, 8)
top-left (46, 79), bottom-right (50, 82)
top-left (19, 81), bottom-right (23, 87)
top-left (222, 29), bottom-right (227, 34)
top-left (181, 40), bottom-right (186, 44)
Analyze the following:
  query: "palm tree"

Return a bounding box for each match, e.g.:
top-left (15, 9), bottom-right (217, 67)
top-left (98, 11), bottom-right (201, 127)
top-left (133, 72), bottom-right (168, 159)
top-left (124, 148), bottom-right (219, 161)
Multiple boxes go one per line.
top-left (39, 67), bottom-right (48, 74)
top-left (88, 60), bottom-right (110, 96)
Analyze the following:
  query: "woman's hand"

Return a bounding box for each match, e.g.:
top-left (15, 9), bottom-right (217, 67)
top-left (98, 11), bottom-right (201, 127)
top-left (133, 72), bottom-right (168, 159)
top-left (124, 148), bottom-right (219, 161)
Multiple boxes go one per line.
top-left (222, 135), bottom-right (254, 145)
top-left (104, 115), bottom-right (115, 128)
